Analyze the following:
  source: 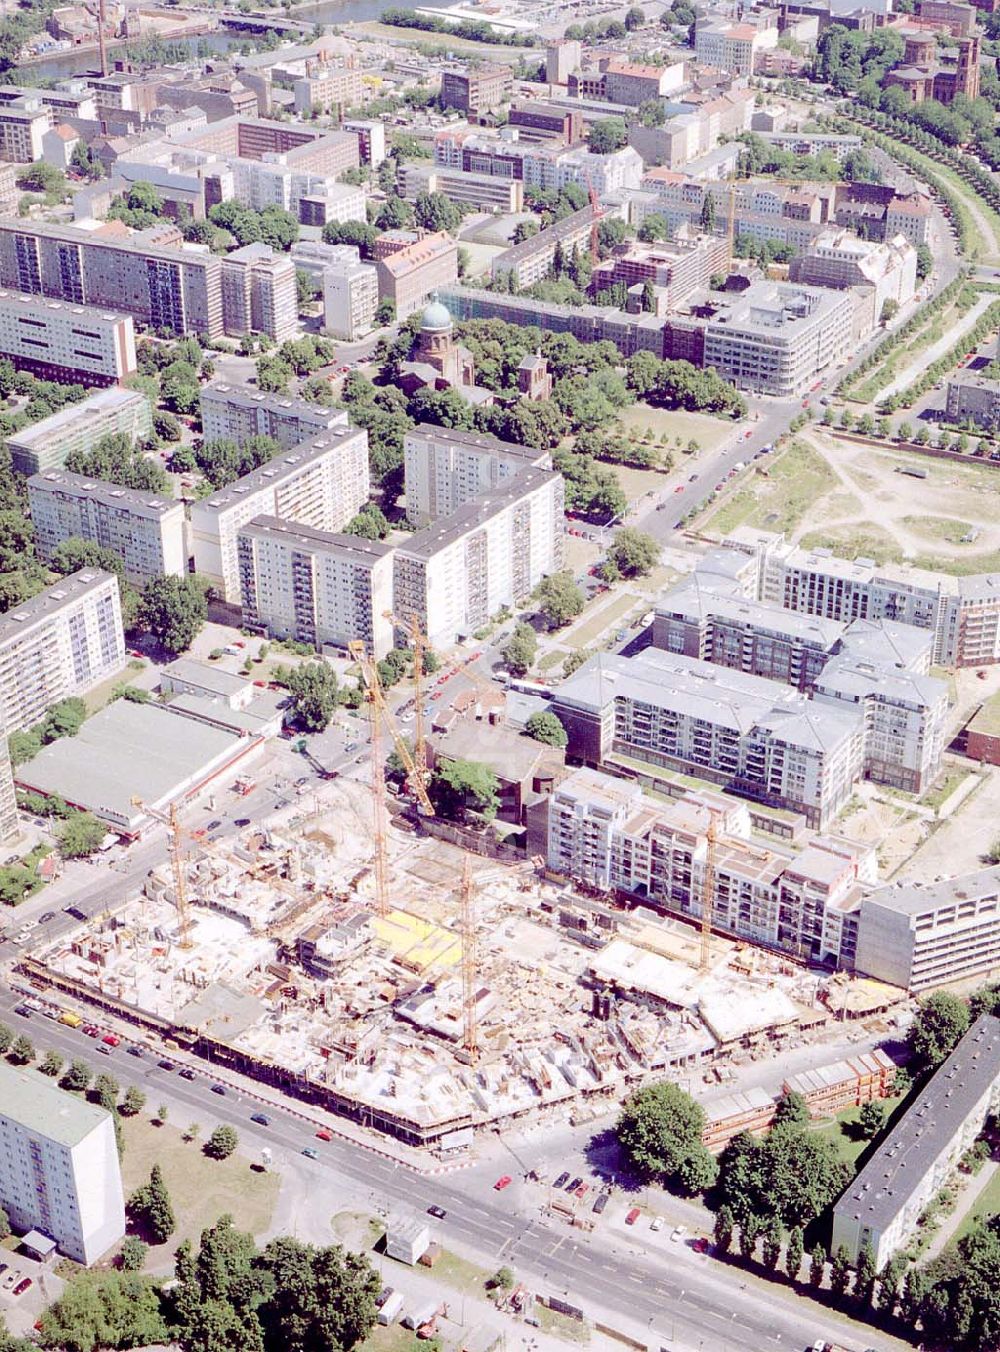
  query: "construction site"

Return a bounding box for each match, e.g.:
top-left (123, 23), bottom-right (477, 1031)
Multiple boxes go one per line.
top-left (19, 639), bottom-right (904, 1149)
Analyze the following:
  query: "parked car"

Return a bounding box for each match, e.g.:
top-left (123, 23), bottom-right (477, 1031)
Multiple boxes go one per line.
top-left (210, 1084), bottom-right (226, 1095)
top-left (427, 1205), bottom-right (447, 1219)
top-left (625, 1208), bottom-right (640, 1226)
top-left (670, 1225), bottom-right (687, 1243)
top-left (494, 1175), bottom-right (512, 1191)
top-left (301, 1147), bottom-right (319, 1159)
top-left (592, 1193), bottom-right (609, 1215)
top-left (553, 1172), bottom-right (570, 1189)
top-left (102, 1033), bottom-right (120, 1047)
top-left (179, 1067), bottom-right (196, 1080)
top-left (13, 1278), bottom-right (32, 1297)
top-left (316, 1129), bottom-right (333, 1141)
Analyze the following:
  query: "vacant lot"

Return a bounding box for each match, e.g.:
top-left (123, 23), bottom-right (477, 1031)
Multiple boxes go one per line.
top-left (700, 439), bottom-right (835, 537)
top-left (619, 404), bottom-right (735, 457)
top-left (566, 592), bottom-right (642, 649)
top-left (121, 1113), bottom-right (279, 1258)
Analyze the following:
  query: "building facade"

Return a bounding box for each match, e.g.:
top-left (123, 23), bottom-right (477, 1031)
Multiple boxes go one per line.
top-left (238, 514), bottom-right (394, 657)
top-left (440, 65), bottom-right (513, 116)
top-left (0, 1063), bottom-right (126, 1265)
top-left (200, 383), bottom-right (348, 450)
top-left (393, 467), bottom-right (564, 648)
top-left (190, 423), bottom-right (370, 603)
top-left (220, 242), bottom-right (297, 343)
top-left (7, 387), bottom-right (151, 476)
top-left (322, 254), bottom-right (379, 341)
top-left (28, 469), bottom-right (187, 583)
top-left (0, 287), bottom-right (136, 388)
top-left (374, 232), bottom-right (459, 321)
top-left (0, 709), bottom-right (16, 843)
top-left (403, 424), bottom-right (552, 528)
top-left (0, 569), bottom-right (125, 736)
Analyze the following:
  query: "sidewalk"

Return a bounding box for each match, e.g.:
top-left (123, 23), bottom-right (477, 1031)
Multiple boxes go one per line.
top-left (920, 1158), bottom-right (998, 1264)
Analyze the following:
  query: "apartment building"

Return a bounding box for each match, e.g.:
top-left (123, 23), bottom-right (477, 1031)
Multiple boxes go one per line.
top-left (694, 17), bottom-right (778, 74)
top-left (589, 234), bottom-right (731, 311)
top-left (567, 59), bottom-right (684, 105)
top-left (0, 711), bottom-right (16, 843)
top-left (0, 287), bottom-right (136, 388)
top-left (789, 229), bottom-right (917, 334)
top-left (546, 38), bottom-right (583, 85)
top-left (508, 103), bottom-right (583, 144)
top-left (491, 205), bottom-right (599, 289)
top-left (400, 163), bottom-right (524, 214)
top-left (440, 64), bottom-right (513, 116)
top-left (856, 867), bottom-right (1000, 992)
top-left (238, 515), bottom-right (394, 657)
top-left (783, 1050), bottom-right (898, 1119)
top-left (201, 383), bottom-right (347, 450)
top-left (168, 117), bottom-right (359, 181)
top-left (0, 569), bottom-right (125, 735)
top-left (220, 243), bottom-right (297, 343)
top-left (0, 1063), bottom-right (125, 1265)
top-left (190, 423), bottom-right (369, 603)
top-left (0, 99), bottom-right (50, 162)
top-left (946, 366), bottom-right (1000, 431)
top-left (403, 424), bottom-right (552, 528)
top-left (343, 117), bottom-right (386, 167)
top-left (551, 650), bottom-right (866, 829)
top-left (545, 766), bottom-right (871, 964)
top-left (322, 254), bottom-right (379, 341)
top-left (374, 231), bottom-right (458, 321)
top-left (393, 467), bottom-right (565, 648)
top-left (703, 284), bottom-right (856, 396)
top-left (0, 221), bottom-right (223, 338)
top-left (28, 470), bottom-right (187, 583)
top-left (832, 1016), bottom-right (1000, 1266)
top-left (7, 387), bottom-right (151, 476)
top-left (292, 63), bottom-right (364, 116)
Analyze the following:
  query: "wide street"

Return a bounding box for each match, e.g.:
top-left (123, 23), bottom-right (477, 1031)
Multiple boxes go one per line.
top-left (0, 988), bottom-right (904, 1352)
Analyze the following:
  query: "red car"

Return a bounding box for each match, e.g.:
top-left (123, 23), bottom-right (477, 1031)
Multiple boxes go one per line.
top-left (129, 649), bottom-right (144, 659)
top-left (82, 1024), bottom-right (99, 1037)
top-left (102, 1033), bottom-right (120, 1047)
top-left (494, 1175), bottom-right (512, 1191)
top-left (693, 1237), bottom-right (710, 1254)
top-left (574, 1182), bottom-right (589, 1199)
top-left (315, 1129), bottom-right (333, 1142)
top-left (625, 1208), bottom-right (641, 1226)
top-left (13, 1278), bottom-right (31, 1297)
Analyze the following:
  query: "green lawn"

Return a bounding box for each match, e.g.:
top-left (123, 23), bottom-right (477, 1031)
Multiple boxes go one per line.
top-left (121, 1113), bottom-right (279, 1258)
top-left (700, 440), bottom-right (834, 537)
top-left (921, 767), bottom-right (972, 811)
top-left (618, 405), bottom-right (734, 457)
top-left (903, 515), bottom-right (978, 545)
top-left (537, 1305), bottom-right (590, 1344)
top-left (565, 592), bottom-right (641, 649)
top-left (954, 1164), bottom-right (1000, 1244)
top-left (809, 1097), bottom-right (906, 1169)
top-left (798, 525), bottom-right (902, 566)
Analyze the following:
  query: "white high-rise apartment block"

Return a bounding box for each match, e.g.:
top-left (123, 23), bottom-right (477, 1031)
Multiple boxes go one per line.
top-left (0, 288), bottom-right (136, 388)
top-left (28, 470), bottom-right (187, 583)
top-left (201, 384), bottom-right (348, 450)
top-left (190, 425), bottom-right (370, 603)
top-left (0, 1062), bottom-right (126, 1265)
top-left (220, 243), bottom-right (297, 343)
top-left (322, 256), bottom-right (378, 341)
top-left (0, 710), bottom-right (16, 843)
top-left (238, 515), bottom-right (394, 657)
top-left (393, 466), bottom-right (565, 648)
top-left (0, 101), bottom-right (50, 163)
top-left (0, 569), bottom-right (125, 735)
top-left (403, 425), bottom-right (552, 529)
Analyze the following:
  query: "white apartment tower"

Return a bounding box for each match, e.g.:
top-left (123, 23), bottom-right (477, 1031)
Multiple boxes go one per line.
top-left (0, 1062), bottom-right (126, 1265)
top-left (220, 243), bottom-right (298, 343)
top-left (403, 424), bottom-right (552, 529)
top-left (28, 470), bottom-right (187, 583)
top-left (190, 424), bottom-right (370, 603)
top-left (238, 515), bottom-right (394, 657)
top-left (322, 256), bottom-right (379, 342)
top-left (0, 711), bottom-right (16, 843)
top-left (0, 569), bottom-right (125, 735)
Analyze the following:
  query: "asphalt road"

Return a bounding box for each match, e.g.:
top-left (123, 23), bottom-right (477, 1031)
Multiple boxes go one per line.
top-left (0, 987), bottom-right (894, 1352)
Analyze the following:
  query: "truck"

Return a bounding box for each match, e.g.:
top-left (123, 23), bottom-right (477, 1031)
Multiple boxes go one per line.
top-left (377, 1292), bottom-right (404, 1326)
top-left (58, 1010), bottom-right (82, 1028)
top-left (402, 1301), bottom-right (439, 1331)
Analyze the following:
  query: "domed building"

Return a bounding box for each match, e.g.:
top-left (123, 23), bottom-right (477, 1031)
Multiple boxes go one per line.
top-left (398, 299), bottom-right (492, 404)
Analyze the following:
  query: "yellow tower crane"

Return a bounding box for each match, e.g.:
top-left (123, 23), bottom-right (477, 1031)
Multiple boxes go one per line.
top-left (130, 797), bottom-right (193, 949)
top-left (700, 811), bottom-right (719, 974)
top-left (460, 856), bottom-right (478, 1064)
top-left (384, 610), bottom-right (430, 793)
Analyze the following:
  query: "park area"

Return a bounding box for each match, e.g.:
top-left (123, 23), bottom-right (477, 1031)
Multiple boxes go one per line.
top-left (618, 404), bottom-right (735, 459)
top-left (699, 431), bottom-right (1000, 576)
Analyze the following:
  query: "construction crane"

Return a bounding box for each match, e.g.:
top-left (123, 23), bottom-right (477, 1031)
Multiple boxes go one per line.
top-left (460, 856), bottom-right (478, 1064)
top-left (700, 811), bottom-right (719, 974)
top-left (130, 797), bottom-right (193, 949)
top-left (384, 610), bottom-right (430, 790)
top-left (350, 640), bottom-right (434, 818)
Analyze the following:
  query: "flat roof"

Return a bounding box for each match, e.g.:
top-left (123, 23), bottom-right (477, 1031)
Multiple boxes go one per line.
top-left (407, 422), bottom-right (547, 462)
top-left (0, 1061), bottom-right (112, 1148)
top-left (28, 468), bottom-right (182, 520)
top-left (18, 700), bottom-right (246, 827)
top-left (162, 657), bottom-right (252, 697)
top-left (397, 466), bottom-right (560, 560)
top-left (0, 569), bottom-right (115, 650)
top-left (201, 382), bottom-right (347, 424)
top-left (240, 514), bottom-right (393, 561)
top-left (835, 1015), bottom-right (1000, 1232)
top-left (657, 574), bottom-right (845, 648)
top-left (191, 423), bottom-right (365, 517)
top-left (7, 387), bottom-right (147, 451)
top-left (863, 866), bottom-right (1000, 921)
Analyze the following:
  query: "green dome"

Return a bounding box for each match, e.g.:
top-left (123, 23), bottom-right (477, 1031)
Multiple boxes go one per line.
top-left (420, 300), bottom-right (452, 331)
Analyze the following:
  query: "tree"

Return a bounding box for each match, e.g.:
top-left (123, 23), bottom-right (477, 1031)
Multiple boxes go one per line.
top-left (624, 4), bottom-right (645, 27)
top-left (129, 1164), bottom-right (175, 1243)
top-left (881, 298), bottom-right (900, 323)
top-left (716, 1123), bottom-right (851, 1231)
top-left (713, 1204), bottom-right (734, 1255)
top-left (42, 697), bottom-right (87, 742)
top-left (206, 1124), bottom-right (239, 1159)
top-left (8, 1035), bottom-right (34, 1064)
top-left (58, 812), bottom-right (106, 859)
top-left (39, 1050), bottom-right (63, 1077)
top-left (375, 299), bottom-right (395, 326)
top-left (537, 571), bottom-right (585, 627)
top-left (61, 1058), bottom-right (91, 1093)
top-left (120, 1085), bottom-right (146, 1117)
top-left (16, 161), bottom-right (66, 198)
top-left (376, 194), bottom-right (414, 230)
top-left (38, 1272), bottom-right (170, 1352)
top-left (908, 990), bottom-right (970, 1072)
top-left (588, 117), bottom-right (628, 153)
top-left (0, 1205), bottom-right (9, 1242)
top-left (830, 1244), bottom-right (853, 1301)
top-left (256, 1235), bottom-right (381, 1352)
top-left (700, 194), bottom-right (717, 233)
top-left (344, 503), bottom-right (390, 540)
top-left (856, 1099), bottom-right (887, 1139)
top-left (563, 649), bottom-right (593, 677)
top-left (854, 1241), bottom-right (876, 1307)
top-left (118, 1237), bottom-right (148, 1271)
top-left (808, 1244), bottom-right (826, 1291)
top-left (492, 1266), bottom-right (516, 1290)
top-left (286, 662), bottom-right (339, 731)
top-left (414, 190), bottom-right (462, 233)
top-left (139, 576), bottom-right (208, 654)
top-left (616, 1082), bottom-right (717, 1194)
top-left (429, 759), bottom-right (500, 822)
top-left (773, 1090), bottom-right (809, 1128)
top-left (524, 711), bottom-right (568, 747)
top-left (762, 1218), bottom-right (783, 1272)
top-left (501, 622), bottom-right (538, 677)
top-left (786, 1226), bottom-right (804, 1282)
top-left (607, 528), bottom-right (659, 578)
top-left (0, 1024), bottom-right (11, 1055)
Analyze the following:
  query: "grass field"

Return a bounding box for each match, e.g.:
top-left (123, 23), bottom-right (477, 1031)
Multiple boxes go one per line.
top-left (354, 20), bottom-right (530, 56)
top-left (798, 525), bottom-right (901, 565)
top-left (700, 440), bottom-right (835, 537)
top-left (566, 592), bottom-right (641, 649)
top-left (537, 1305), bottom-right (590, 1344)
top-left (618, 404), bottom-right (734, 457)
top-left (809, 1097), bottom-right (906, 1169)
top-left (954, 1164), bottom-right (1000, 1244)
top-left (849, 286), bottom-right (980, 404)
top-left (121, 1113), bottom-right (279, 1257)
top-left (921, 766), bottom-right (972, 811)
top-left (903, 515), bottom-right (978, 545)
